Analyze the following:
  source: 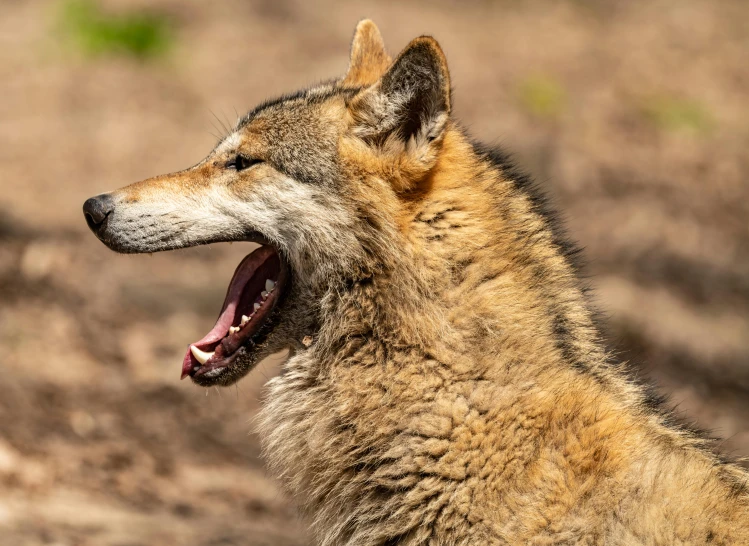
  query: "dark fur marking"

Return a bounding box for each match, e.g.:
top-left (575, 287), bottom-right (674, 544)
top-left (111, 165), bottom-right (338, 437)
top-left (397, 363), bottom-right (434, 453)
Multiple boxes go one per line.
top-left (552, 315), bottom-right (589, 372)
top-left (383, 531), bottom-right (417, 546)
top-left (418, 207), bottom-right (456, 225)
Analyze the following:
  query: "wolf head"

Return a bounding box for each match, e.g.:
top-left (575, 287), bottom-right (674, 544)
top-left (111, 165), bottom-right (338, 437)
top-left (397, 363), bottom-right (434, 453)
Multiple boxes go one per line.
top-left (83, 21), bottom-right (452, 386)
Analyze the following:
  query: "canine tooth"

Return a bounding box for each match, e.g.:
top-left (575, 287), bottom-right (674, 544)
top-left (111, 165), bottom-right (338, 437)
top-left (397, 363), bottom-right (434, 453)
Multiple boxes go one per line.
top-left (261, 291), bottom-right (268, 299)
top-left (254, 303), bottom-right (260, 311)
top-left (265, 279), bottom-right (275, 292)
top-left (190, 345), bottom-right (214, 365)
top-left (241, 315), bottom-right (250, 326)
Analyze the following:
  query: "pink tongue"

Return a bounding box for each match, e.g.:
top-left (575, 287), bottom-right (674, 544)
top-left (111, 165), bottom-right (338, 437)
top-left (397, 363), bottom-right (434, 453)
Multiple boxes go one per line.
top-left (181, 245), bottom-right (275, 379)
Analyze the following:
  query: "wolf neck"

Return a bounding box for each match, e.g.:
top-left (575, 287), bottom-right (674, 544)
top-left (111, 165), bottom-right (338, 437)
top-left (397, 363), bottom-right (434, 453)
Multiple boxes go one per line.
top-left (261, 126), bottom-right (624, 537)
top-left (419, 127), bottom-right (608, 375)
top-left (330, 126), bottom-right (611, 383)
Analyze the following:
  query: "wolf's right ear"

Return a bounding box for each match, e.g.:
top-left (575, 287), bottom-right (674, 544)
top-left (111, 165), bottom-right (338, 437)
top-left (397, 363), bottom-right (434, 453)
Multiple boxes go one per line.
top-left (343, 20), bottom-right (391, 87)
top-left (348, 36), bottom-right (451, 150)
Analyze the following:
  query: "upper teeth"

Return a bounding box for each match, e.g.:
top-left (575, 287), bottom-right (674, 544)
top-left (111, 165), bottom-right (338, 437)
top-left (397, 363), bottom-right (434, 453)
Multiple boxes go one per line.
top-left (190, 345), bottom-right (214, 365)
top-left (265, 279), bottom-right (275, 292)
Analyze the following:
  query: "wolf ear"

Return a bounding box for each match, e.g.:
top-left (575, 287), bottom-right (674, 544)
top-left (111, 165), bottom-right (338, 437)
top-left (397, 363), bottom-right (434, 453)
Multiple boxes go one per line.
top-left (350, 36), bottom-right (451, 148)
top-left (343, 20), bottom-right (391, 87)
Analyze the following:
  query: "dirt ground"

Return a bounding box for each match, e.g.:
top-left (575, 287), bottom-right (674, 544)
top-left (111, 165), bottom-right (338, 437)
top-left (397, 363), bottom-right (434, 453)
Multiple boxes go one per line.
top-left (1, 1), bottom-right (748, 544)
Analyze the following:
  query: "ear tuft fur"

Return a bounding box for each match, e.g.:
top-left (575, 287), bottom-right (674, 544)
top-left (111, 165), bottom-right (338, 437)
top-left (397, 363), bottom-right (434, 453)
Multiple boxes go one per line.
top-left (343, 20), bottom-right (391, 87)
top-left (379, 37), bottom-right (451, 142)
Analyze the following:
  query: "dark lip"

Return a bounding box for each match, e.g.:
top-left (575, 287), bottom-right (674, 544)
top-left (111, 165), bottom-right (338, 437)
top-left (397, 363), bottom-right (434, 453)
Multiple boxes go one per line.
top-left (188, 244), bottom-right (291, 385)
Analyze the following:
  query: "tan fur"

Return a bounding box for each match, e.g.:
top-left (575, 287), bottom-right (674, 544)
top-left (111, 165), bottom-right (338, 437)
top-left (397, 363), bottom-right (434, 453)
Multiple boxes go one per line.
top-left (260, 120), bottom-right (749, 544)
top-left (86, 20), bottom-right (749, 545)
top-left (344, 20), bottom-right (392, 87)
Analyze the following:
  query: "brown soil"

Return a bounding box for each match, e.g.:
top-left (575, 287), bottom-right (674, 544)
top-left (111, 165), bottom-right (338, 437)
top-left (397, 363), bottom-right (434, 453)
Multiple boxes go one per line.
top-left (1, 1), bottom-right (747, 544)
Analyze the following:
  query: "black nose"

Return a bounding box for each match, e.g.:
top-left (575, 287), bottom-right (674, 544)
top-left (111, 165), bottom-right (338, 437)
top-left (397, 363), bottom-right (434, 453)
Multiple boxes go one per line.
top-left (83, 194), bottom-right (114, 233)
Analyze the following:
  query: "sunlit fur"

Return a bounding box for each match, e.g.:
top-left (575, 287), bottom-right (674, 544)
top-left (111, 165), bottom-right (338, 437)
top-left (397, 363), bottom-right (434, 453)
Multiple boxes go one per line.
top-left (88, 20), bottom-right (749, 545)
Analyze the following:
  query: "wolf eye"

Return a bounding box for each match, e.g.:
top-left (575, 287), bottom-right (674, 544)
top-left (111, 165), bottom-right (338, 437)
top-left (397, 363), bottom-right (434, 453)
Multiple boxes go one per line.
top-left (227, 155), bottom-right (262, 171)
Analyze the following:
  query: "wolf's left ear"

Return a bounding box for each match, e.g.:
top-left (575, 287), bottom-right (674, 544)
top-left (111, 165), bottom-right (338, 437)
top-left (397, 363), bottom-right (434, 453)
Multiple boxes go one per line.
top-left (343, 20), bottom-right (391, 87)
top-left (349, 36), bottom-right (451, 150)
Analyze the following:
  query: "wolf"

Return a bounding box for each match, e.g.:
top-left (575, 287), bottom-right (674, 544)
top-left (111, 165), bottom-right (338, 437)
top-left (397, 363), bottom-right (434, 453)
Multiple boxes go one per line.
top-left (83, 20), bottom-right (749, 545)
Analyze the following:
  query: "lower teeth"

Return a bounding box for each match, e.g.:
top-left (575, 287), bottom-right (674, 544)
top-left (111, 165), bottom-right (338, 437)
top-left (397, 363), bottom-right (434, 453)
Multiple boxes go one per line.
top-left (192, 278), bottom-right (278, 370)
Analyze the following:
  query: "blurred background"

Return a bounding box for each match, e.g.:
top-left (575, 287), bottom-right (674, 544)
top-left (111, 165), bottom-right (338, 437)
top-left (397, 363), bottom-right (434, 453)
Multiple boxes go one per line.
top-left (0, 0), bottom-right (747, 544)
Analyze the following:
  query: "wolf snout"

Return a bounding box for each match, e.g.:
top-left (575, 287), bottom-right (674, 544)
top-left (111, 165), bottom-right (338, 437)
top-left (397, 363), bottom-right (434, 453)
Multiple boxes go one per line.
top-left (83, 193), bottom-right (115, 235)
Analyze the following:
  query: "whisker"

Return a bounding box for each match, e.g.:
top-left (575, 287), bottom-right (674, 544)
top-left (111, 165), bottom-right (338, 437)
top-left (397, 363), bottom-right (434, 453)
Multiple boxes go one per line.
top-left (210, 109), bottom-right (230, 136)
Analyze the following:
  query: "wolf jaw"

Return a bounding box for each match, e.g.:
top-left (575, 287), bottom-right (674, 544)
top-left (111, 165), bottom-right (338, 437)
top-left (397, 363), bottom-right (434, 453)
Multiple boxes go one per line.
top-left (182, 244), bottom-right (290, 383)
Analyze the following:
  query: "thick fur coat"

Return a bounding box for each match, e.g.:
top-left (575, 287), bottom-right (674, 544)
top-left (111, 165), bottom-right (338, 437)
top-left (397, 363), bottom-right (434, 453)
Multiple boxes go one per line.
top-left (85, 20), bottom-right (749, 545)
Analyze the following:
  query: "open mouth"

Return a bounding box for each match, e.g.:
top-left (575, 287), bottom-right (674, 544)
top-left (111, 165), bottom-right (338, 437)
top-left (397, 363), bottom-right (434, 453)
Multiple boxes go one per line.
top-left (182, 244), bottom-right (289, 383)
